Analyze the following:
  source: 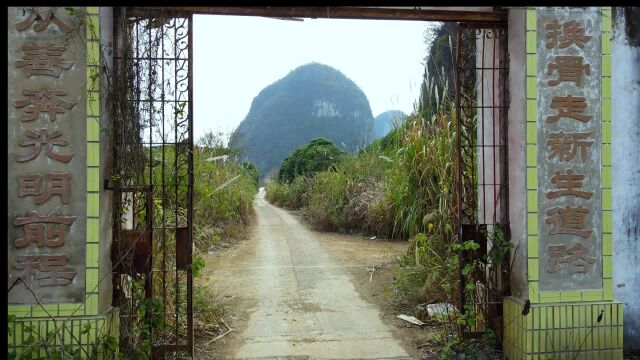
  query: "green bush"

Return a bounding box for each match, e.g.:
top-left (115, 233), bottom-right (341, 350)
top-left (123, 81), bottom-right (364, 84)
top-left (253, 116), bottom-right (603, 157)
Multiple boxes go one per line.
top-left (278, 138), bottom-right (346, 183)
top-left (265, 181), bottom-right (289, 206)
top-left (302, 171), bottom-right (350, 231)
top-left (265, 175), bottom-right (308, 209)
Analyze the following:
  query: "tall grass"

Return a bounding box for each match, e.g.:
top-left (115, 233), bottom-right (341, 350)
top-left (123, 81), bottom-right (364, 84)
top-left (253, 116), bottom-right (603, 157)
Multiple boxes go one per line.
top-left (193, 147), bottom-right (258, 252)
top-left (390, 102), bottom-right (459, 305)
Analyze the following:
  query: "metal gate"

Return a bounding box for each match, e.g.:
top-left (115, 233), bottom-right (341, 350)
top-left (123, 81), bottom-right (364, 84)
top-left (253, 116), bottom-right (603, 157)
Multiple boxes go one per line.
top-left (454, 22), bottom-right (510, 338)
top-left (111, 7), bottom-right (194, 358)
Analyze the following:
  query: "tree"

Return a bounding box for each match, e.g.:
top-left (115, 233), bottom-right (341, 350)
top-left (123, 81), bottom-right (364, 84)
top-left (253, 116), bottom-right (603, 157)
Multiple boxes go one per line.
top-left (278, 138), bottom-right (346, 183)
top-left (197, 130), bottom-right (239, 158)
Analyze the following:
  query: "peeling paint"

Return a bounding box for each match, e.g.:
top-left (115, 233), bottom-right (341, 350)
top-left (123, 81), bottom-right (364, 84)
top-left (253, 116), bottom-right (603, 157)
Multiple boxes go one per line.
top-left (612, 7), bottom-right (640, 350)
top-left (613, 7), bottom-right (640, 48)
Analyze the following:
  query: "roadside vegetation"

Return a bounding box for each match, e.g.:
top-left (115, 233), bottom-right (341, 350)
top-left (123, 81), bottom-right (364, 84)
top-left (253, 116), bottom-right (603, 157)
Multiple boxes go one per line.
top-left (191, 131), bottom-right (259, 343)
top-left (193, 131), bottom-right (259, 254)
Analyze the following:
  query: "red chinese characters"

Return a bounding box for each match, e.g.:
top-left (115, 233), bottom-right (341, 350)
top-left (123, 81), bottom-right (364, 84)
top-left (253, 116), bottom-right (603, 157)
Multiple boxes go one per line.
top-left (546, 170), bottom-right (593, 200)
top-left (546, 95), bottom-right (592, 123)
top-left (15, 8), bottom-right (73, 33)
top-left (13, 255), bottom-right (77, 287)
top-left (10, 7), bottom-right (80, 292)
top-left (15, 88), bottom-right (77, 122)
top-left (17, 172), bottom-right (72, 204)
top-left (13, 211), bottom-right (76, 248)
top-left (15, 128), bottom-right (74, 163)
top-left (547, 56), bottom-right (591, 86)
top-left (547, 243), bottom-right (596, 274)
top-left (545, 206), bottom-right (592, 238)
top-left (542, 17), bottom-right (598, 276)
top-left (15, 42), bottom-right (74, 77)
top-left (546, 131), bottom-right (593, 162)
top-left (545, 19), bottom-right (593, 49)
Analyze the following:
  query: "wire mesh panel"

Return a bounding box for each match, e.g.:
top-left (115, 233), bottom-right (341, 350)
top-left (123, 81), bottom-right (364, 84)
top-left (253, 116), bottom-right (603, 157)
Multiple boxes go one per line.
top-left (455, 22), bottom-right (510, 339)
top-left (111, 8), bottom-right (193, 359)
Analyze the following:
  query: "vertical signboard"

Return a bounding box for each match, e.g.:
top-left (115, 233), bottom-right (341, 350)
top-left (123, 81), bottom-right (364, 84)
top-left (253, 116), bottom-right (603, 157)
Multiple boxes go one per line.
top-left (537, 8), bottom-right (602, 291)
top-left (7, 7), bottom-right (87, 303)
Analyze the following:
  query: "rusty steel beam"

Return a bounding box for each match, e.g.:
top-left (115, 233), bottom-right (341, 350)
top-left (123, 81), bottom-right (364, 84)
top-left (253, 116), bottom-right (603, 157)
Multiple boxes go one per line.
top-left (127, 6), bottom-right (506, 23)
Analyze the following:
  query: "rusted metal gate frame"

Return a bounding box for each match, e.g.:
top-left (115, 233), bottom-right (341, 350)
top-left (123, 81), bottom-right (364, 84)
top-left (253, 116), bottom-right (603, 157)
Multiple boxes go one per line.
top-left (127, 7), bottom-right (507, 23)
top-left (455, 21), bottom-right (510, 338)
top-left (112, 7), bottom-right (194, 358)
top-left (110, 6), bottom-right (510, 358)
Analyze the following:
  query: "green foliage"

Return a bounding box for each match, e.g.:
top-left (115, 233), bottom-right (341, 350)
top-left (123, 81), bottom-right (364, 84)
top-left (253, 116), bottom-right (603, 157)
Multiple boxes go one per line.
top-left (65, 7), bottom-right (80, 16)
top-left (485, 226), bottom-right (513, 264)
top-left (241, 161), bottom-right (260, 186)
top-left (388, 105), bottom-right (457, 240)
top-left (230, 63), bottom-right (375, 178)
top-left (278, 138), bottom-right (346, 183)
top-left (191, 255), bottom-right (206, 278)
top-left (375, 126), bottom-right (404, 153)
top-left (267, 142), bottom-right (395, 235)
top-left (193, 131), bottom-right (259, 252)
top-left (192, 279), bottom-right (228, 337)
top-left (103, 336), bottom-right (118, 353)
top-left (7, 319), bottom-right (120, 360)
top-left (8, 314), bottom-right (16, 337)
top-left (112, 131), bottom-right (258, 355)
top-left (197, 130), bottom-right (239, 157)
top-left (265, 181), bottom-right (289, 206)
top-left (302, 170), bottom-right (350, 231)
top-left (265, 175), bottom-right (309, 209)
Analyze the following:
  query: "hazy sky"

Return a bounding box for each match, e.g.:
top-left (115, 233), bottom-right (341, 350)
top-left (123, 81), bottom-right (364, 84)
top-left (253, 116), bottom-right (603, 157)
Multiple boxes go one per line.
top-left (193, 15), bottom-right (436, 142)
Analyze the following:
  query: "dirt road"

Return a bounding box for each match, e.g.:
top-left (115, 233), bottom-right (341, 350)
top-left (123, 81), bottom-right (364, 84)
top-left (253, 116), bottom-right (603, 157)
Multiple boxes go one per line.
top-left (200, 188), bottom-right (418, 359)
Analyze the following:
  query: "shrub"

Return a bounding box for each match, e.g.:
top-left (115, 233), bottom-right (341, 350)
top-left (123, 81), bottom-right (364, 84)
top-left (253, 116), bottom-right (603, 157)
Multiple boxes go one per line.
top-left (265, 175), bottom-right (308, 209)
top-left (278, 138), bottom-right (346, 183)
top-left (265, 181), bottom-right (288, 206)
top-left (302, 171), bottom-right (350, 231)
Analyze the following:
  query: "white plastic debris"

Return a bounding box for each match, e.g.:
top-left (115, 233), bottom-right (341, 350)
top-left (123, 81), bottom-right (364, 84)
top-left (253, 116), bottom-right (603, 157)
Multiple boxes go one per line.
top-left (427, 303), bottom-right (456, 318)
top-left (397, 314), bottom-right (426, 326)
top-left (206, 155), bottom-right (229, 162)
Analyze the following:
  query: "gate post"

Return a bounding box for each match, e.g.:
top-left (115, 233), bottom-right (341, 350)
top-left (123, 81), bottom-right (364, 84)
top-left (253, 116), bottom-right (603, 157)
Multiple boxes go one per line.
top-left (7, 7), bottom-right (118, 358)
top-left (503, 7), bottom-right (624, 359)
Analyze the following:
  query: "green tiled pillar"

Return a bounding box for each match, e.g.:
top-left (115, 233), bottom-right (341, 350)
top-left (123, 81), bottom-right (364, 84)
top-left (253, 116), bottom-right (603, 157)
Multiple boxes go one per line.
top-left (504, 7), bottom-right (623, 359)
top-left (7, 7), bottom-right (118, 358)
